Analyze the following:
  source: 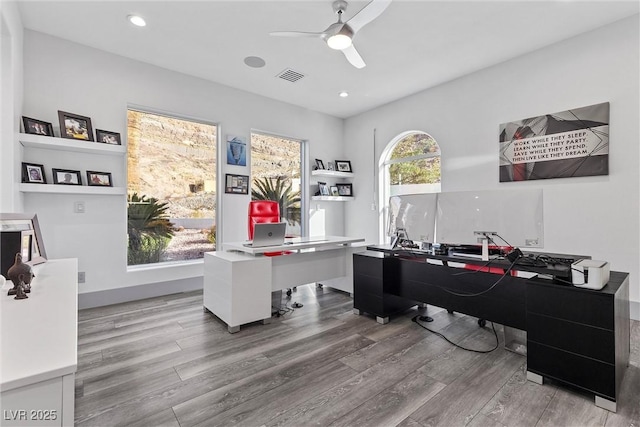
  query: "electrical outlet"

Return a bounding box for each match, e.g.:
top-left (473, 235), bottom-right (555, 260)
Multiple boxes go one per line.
top-left (78, 272), bottom-right (86, 283)
top-left (74, 201), bottom-right (85, 213)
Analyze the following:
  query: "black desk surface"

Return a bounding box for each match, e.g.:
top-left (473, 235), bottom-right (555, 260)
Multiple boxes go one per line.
top-left (365, 244), bottom-right (590, 280)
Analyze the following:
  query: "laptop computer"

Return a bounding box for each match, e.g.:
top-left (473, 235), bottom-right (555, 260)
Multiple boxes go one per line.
top-left (244, 222), bottom-right (287, 248)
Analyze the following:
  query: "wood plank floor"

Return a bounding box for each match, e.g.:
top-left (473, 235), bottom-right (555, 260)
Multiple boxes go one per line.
top-left (75, 286), bottom-right (640, 427)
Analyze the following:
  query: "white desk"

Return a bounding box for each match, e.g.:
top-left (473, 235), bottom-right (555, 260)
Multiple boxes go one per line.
top-left (205, 236), bottom-right (365, 333)
top-left (1, 259), bottom-right (78, 427)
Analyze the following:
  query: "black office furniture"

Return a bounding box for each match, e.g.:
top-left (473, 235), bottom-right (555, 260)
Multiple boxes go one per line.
top-left (353, 248), bottom-right (630, 412)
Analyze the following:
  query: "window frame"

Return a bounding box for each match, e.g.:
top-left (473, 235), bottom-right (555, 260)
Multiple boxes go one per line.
top-left (126, 104), bottom-right (221, 268)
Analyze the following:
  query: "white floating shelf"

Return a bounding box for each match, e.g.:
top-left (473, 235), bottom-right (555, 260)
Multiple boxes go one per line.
top-left (18, 133), bottom-right (126, 156)
top-left (311, 170), bottom-right (353, 178)
top-left (19, 183), bottom-right (126, 195)
top-left (311, 196), bottom-right (354, 201)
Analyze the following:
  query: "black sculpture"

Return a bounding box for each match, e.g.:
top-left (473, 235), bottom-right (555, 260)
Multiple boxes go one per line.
top-left (7, 253), bottom-right (34, 297)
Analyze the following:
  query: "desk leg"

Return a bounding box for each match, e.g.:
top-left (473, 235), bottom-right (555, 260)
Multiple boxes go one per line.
top-left (353, 308), bottom-right (361, 315)
top-left (595, 396), bottom-right (617, 412)
top-left (228, 325), bottom-right (241, 334)
top-left (376, 316), bottom-right (389, 325)
top-left (526, 371), bottom-right (543, 385)
top-left (262, 318), bottom-right (272, 325)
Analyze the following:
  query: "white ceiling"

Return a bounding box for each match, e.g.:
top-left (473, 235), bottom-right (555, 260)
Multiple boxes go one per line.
top-left (17, 1), bottom-right (639, 119)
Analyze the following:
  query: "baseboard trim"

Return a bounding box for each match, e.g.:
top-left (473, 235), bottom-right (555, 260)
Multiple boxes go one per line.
top-left (631, 300), bottom-right (639, 321)
top-left (78, 277), bottom-right (203, 309)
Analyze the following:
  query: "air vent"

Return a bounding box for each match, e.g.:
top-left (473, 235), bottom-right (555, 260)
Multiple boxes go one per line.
top-left (277, 68), bottom-right (305, 83)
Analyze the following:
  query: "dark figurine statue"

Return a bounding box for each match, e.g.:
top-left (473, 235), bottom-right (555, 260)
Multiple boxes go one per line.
top-left (14, 281), bottom-right (28, 300)
top-left (7, 253), bottom-right (34, 297)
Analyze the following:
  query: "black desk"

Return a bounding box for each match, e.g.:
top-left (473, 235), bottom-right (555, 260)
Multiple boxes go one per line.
top-left (353, 247), bottom-right (630, 412)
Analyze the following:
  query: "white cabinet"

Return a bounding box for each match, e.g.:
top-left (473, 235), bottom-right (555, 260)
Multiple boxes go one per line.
top-left (311, 170), bottom-right (354, 201)
top-left (1, 259), bottom-right (78, 427)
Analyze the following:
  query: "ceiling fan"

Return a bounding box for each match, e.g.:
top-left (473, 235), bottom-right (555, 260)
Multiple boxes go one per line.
top-left (270, 0), bottom-right (392, 69)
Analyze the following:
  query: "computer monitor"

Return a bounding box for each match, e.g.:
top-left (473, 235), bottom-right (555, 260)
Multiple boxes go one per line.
top-left (387, 193), bottom-right (438, 245)
top-left (435, 188), bottom-right (544, 248)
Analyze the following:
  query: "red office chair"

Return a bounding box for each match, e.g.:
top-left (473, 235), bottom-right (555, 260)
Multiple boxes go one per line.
top-left (248, 200), bottom-right (295, 298)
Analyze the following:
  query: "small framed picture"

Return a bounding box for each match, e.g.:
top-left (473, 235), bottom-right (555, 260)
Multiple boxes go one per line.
top-left (336, 183), bottom-right (353, 196)
top-left (22, 116), bottom-right (54, 137)
top-left (335, 160), bottom-right (352, 173)
top-left (330, 186), bottom-right (339, 196)
top-left (95, 129), bottom-right (121, 145)
top-left (226, 135), bottom-right (247, 166)
top-left (318, 181), bottom-right (330, 196)
top-left (52, 168), bottom-right (82, 185)
top-left (225, 173), bottom-right (249, 194)
top-left (315, 159), bottom-right (325, 170)
top-left (58, 110), bottom-right (94, 141)
top-left (21, 162), bottom-right (47, 184)
top-left (86, 171), bottom-right (113, 187)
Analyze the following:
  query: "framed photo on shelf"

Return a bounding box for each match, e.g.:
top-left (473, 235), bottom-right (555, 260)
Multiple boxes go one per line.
top-left (336, 183), bottom-right (353, 196)
top-left (327, 162), bottom-right (335, 171)
top-left (225, 173), bottom-right (249, 194)
top-left (330, 186), bottom-right (339, 196)
top-left (86, 171), bottom-right (113, 187)
top-left (58, 110), bottom-right (94, 141)
top-left (318, 181), bottom-right (330, 196)
top-left (315, 159), bottom-right (325, 170)
top-left (21, 162), bottom-right (47, 184)
top-left (335, 160), bottom-right (352, 173)
top-left (22, 116), bottom-right (54, 137)
top-left (95, 129), bottom-right (121, 145)
top-left (52, 168), bottom-right (82, 185)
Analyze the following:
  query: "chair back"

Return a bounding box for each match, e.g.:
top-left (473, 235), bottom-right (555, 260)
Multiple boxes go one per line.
top-left (248, 200), bottom-right (280, 240)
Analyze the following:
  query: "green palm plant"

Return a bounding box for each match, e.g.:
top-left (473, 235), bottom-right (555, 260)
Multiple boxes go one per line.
top-left (251, 176), bottom-right (301, 225)
top-left (127, 193), bottom-right (175, 264)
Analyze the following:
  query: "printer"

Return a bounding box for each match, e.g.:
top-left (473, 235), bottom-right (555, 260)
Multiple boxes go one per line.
top-left (571, 259), bottom-right (610, 290)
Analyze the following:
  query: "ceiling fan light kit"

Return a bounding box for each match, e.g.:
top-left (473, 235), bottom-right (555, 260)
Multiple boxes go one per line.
top-left (270, 0), bottom-right (392, 69)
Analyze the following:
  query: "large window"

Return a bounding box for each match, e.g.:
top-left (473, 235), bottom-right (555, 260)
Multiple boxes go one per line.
top-left (127, 109), bottom-right (217, 266)
top-left (380, 131), bottom-right (441, 242)
top-left (250, 132), bottom-right (303, 236)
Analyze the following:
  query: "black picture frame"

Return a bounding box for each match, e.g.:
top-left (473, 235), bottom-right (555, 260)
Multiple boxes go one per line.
top-left (317, 181), bottom-right (330, 196)
top-left (52, 168), bottom-right (82, 185)
top-left (0, 213), bottom-right (47, 277)
top-left (335, 160), bottom-right (352, 173)
top-left (95, 129), bottom-right (121, 145)
top-left (336, 183), bottom-right (353, 196)
top-left (86, 171), bottom-right (113, 187)
top-left (22, 116), bottom-right (54, 137)
top-left (21, 162), bottom-right (47, 184)
top-left (225, 173), bottom-right (249, 194)
top-left (315, 159), bottom-right (325, 170)
top-left (58, 110), bottom-right (94, 141)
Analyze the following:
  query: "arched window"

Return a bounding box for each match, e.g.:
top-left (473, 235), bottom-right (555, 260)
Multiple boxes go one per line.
top-left (379, 131), bottom-right (441, 243)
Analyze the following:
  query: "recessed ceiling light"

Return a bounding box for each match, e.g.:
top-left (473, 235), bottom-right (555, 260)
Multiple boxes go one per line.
top-left (127, 15), bottom-right (146, 27)
top-left (339, 91), bottom-right (349, 98)
top-left (244, 56), bottom-right (266, 68)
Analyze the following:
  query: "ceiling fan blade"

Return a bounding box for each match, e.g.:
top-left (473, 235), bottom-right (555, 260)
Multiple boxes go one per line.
top-left (341, 44), bottom-right (366, 69)
top-left (346, 0), bottom-right (392, 34)
top-left (269, 31), bottom-right (324, 38)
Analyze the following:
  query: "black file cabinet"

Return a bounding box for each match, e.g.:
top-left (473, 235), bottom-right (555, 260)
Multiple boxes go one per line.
top-left (353, 252), bottom-right (418, 324)
top-left (525, 271), bottom-right (630, 411)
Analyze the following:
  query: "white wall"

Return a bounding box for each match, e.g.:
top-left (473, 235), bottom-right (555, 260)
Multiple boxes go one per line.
top-left (19, 30), bottom-right (344, 299)
top-left (0, 1), bottom-right (23, 213)
top-left (344, 16), bottom-right (640, 313)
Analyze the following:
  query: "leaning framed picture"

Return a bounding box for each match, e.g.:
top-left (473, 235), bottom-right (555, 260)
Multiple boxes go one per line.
top-left (58, 110), bottom-right (94, 141)
top-left (95, 129), bottom-right (121, 145)
top-left (22, 116), bottom-right (54, 137)
top-left (335, 160), bottom-right (352, 173)
top-left (225, 173), bottom-right (249, 194)
top-left (86, 171), bottom-right (113, 187)
top-left (317, 181), bottom-right (330, 196)
top-left (21, 162), bottom-right (47, 184)
top-left (336, 183), bottom-right (353, 196)
top-left (0, 213), bottom-right (47, 276)
top-left (315, 159), bottom-right (325, 170)
top-left (52, 168), bottom-right (82, 185)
